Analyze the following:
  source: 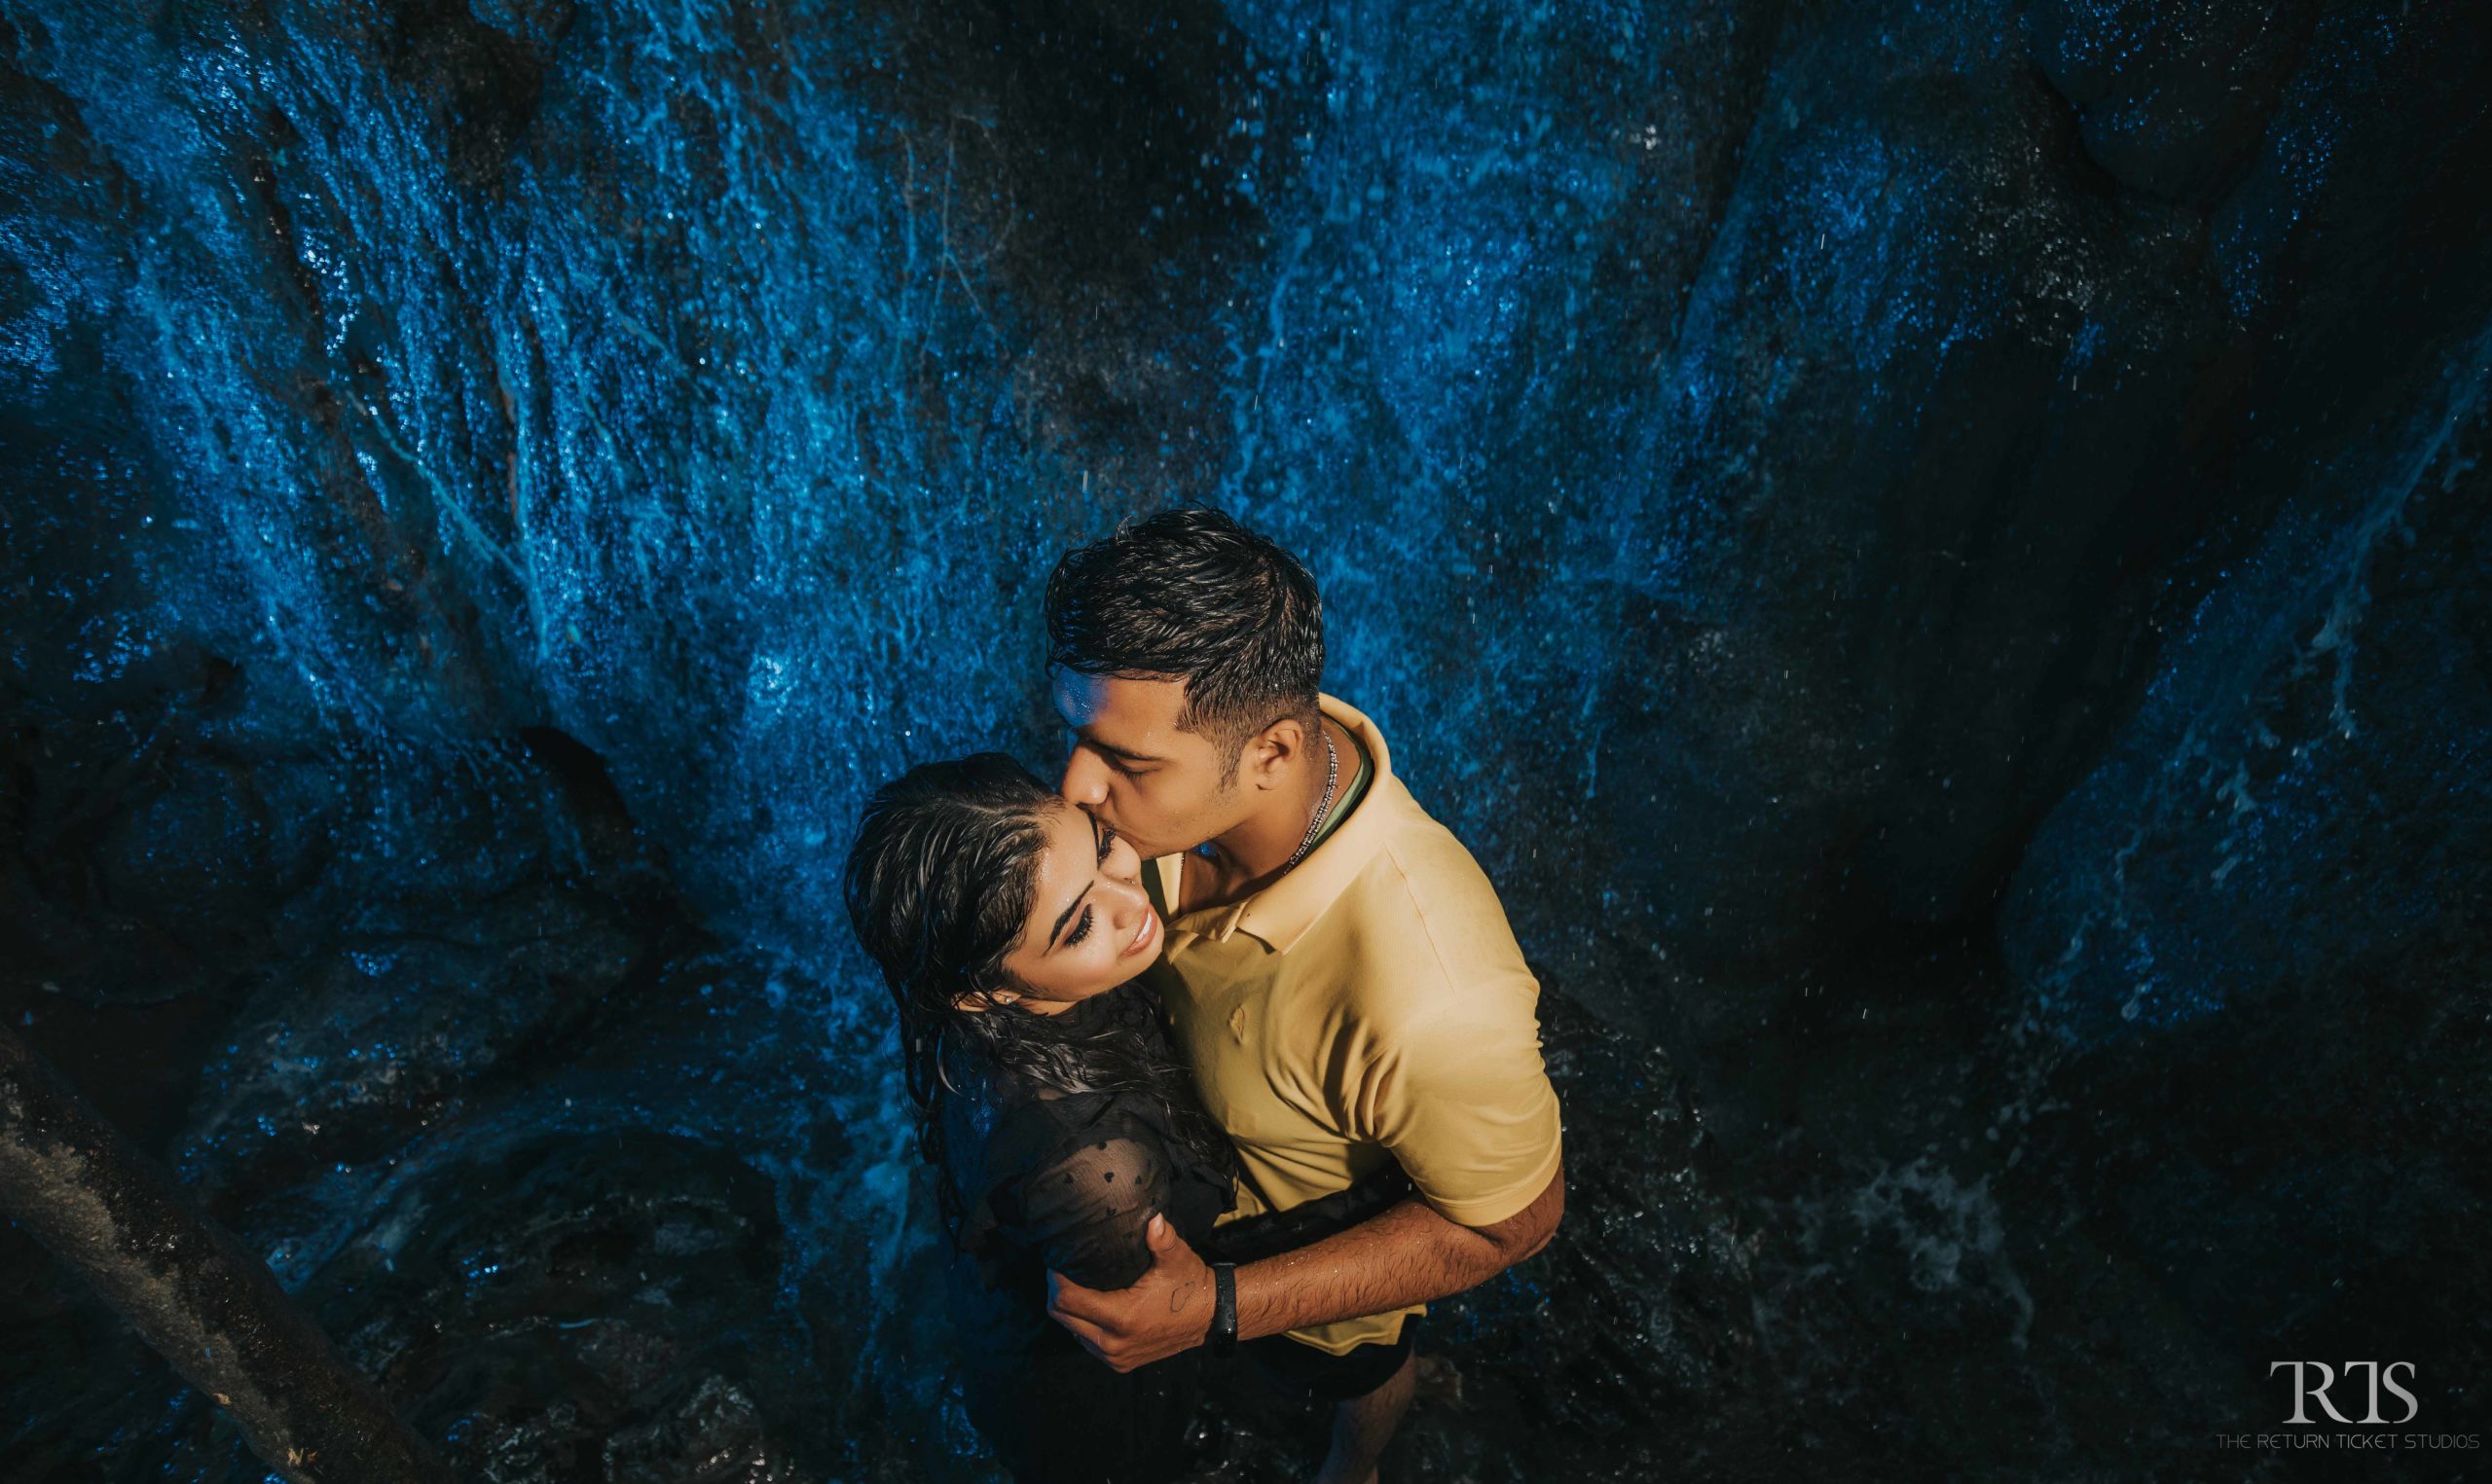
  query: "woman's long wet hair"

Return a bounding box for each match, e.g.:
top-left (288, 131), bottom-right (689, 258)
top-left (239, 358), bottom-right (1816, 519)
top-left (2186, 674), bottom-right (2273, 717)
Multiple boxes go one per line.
top-left (842, 753), bottom-right (1234, 1239)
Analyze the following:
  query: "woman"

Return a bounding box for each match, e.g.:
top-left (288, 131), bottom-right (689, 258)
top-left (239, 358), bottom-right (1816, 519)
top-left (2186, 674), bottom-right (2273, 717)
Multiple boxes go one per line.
top-left (842, 753), bottom-right (1237, 1484)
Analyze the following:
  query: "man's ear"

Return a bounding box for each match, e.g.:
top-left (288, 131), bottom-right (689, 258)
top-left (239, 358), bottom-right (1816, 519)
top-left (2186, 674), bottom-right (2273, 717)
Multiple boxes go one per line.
top-left (1244, 715), bottom-right (1306, 791)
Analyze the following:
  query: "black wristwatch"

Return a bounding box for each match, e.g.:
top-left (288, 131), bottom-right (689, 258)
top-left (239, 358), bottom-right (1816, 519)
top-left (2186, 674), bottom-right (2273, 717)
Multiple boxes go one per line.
top-left (1206, 1261), bottom-right (1239, 1357)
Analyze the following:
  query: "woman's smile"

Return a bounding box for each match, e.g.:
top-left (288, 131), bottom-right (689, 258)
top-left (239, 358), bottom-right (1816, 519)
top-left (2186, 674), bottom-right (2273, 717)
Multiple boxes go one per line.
top-left (1122, 906), bottom-right (1160, 960)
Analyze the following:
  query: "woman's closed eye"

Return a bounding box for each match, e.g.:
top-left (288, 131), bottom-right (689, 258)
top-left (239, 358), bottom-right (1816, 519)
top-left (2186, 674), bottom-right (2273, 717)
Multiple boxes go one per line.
top-left (1057, 816), bottom-right (1117, 949)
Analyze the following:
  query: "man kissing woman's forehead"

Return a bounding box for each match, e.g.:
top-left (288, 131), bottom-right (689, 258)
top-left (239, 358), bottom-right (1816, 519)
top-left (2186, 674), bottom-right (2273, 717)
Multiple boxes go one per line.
top-left (844, 508), bottom-right (1565, 1484)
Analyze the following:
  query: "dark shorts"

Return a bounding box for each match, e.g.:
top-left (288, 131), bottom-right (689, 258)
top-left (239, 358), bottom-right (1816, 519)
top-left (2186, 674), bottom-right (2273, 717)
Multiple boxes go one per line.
top-left (1242, 1316), bottom-right (1420, 1404)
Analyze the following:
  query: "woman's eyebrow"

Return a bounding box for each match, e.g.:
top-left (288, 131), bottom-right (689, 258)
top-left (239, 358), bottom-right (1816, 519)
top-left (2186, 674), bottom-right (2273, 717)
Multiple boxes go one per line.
top-left (1042, 812), bottom-right (1111, 951)
top-left (1044, 816), bottom-right (1109, 950)
top-left (1048, 882), bottom-right (1094, 949)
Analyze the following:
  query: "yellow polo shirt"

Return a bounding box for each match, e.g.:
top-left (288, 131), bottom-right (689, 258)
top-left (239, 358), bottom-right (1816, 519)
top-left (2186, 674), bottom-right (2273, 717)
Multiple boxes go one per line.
top-left (1141, 694), bottom-right (1564, 1355)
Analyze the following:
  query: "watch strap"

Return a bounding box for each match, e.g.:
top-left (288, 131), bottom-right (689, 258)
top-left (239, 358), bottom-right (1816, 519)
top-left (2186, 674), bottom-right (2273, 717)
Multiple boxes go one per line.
top-left (1207, 1261), bottom-right (1238, 1357)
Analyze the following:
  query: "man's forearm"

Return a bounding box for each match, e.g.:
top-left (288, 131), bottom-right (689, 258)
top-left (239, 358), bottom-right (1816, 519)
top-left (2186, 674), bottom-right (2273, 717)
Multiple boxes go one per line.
top-left (1231, 1164), bottom-right (1564, 1342)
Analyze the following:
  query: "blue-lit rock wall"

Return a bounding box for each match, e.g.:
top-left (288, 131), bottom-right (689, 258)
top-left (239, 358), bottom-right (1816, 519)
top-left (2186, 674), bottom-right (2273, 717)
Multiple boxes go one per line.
top-left (4, 0), bottom-right (2487, 1478)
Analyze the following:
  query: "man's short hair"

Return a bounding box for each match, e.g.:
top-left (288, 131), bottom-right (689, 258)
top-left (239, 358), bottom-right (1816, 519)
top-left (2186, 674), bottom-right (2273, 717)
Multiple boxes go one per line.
top-left (1044, 507), bottom-right (1325, 775)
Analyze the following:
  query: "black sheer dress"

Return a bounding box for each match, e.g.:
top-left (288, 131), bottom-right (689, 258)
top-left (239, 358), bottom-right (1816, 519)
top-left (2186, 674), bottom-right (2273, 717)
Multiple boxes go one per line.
top-left (935, 980), bottom-right (1235, 1484)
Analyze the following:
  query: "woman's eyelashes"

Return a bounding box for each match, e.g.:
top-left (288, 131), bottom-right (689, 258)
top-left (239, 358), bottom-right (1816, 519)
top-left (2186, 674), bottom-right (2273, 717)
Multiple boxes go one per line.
top-left (1061, 822), bottom-right (1118, 949)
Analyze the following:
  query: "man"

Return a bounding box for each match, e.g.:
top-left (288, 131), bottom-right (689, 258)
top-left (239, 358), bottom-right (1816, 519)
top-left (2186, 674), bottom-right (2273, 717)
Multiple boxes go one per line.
top-left (1039, 508), bottom-right (1565, 1484)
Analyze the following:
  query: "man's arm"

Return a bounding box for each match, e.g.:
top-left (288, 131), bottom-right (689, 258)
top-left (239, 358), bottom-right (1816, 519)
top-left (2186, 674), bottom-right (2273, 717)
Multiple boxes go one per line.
top-left (1047, 1158), bottom-right (1564, 1372)
top-left (1236, 1157), bottom-right (1564, 1340)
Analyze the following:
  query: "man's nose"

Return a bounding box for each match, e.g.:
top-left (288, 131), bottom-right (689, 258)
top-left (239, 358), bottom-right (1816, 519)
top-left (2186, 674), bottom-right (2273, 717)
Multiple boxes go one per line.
top-left (1059, 745), bottom-right (1110, 809)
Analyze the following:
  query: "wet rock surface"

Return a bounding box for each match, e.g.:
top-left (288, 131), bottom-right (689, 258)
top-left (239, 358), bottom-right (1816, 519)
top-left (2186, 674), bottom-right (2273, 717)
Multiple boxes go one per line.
top-left (5, 1), bottom-right (2490, 1480)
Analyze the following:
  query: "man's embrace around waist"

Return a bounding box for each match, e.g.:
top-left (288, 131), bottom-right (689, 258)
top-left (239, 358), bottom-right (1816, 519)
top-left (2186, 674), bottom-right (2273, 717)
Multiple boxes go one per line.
top-left (1035, 508), bottom-right (1565, 1484)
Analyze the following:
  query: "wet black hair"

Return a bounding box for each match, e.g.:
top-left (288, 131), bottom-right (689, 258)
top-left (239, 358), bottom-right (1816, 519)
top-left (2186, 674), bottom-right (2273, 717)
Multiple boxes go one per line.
top-left (1044, 506), bottom-right (1325, 778)
top-left (841, 752), bottom-right (1231, 1238)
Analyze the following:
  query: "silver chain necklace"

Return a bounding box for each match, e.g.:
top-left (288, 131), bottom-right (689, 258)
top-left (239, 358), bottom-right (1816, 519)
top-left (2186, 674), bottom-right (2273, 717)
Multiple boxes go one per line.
top-left (1283, 722), bottom-right (1340, 871)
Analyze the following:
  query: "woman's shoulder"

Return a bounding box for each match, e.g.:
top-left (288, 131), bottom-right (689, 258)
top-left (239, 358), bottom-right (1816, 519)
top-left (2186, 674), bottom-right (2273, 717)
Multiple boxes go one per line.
top-left (941, 983), bottom-right (1219, 1177)
top-left (942, 1046), bottom-right (1115, 1182)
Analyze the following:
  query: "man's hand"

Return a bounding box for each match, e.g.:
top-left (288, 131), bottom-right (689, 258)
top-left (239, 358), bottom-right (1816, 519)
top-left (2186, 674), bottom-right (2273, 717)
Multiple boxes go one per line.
top-left (1046, 1213), bottom-right (1213, 1373)
top-left (1048, 1162), bottom-right (1566, 1370)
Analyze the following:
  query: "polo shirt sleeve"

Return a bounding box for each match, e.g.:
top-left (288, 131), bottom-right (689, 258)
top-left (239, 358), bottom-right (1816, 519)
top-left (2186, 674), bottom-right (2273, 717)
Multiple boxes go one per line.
top-left (1345, 984), bottom-right (1564, 1229)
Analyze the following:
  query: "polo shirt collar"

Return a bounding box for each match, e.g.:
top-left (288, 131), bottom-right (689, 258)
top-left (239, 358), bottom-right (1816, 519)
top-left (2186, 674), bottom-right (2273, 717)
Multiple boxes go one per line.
top-left (1213, 693), bottom-right (1394, 954)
